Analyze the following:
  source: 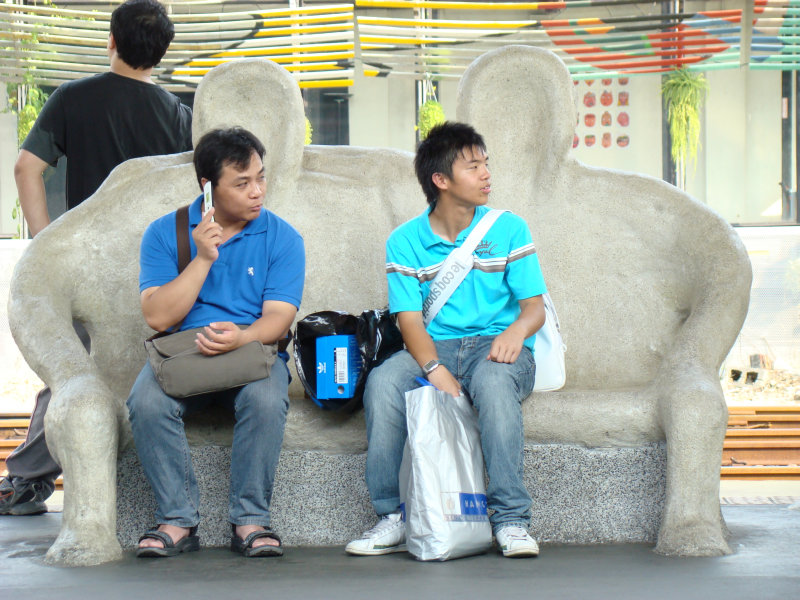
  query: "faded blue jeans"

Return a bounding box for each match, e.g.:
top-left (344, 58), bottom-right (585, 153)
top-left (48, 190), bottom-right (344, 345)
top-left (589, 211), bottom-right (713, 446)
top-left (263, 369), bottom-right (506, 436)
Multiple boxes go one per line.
top-left (364, 335), bottom-right (535, 532)
top-left (126, 360), bottom-right (289, 528)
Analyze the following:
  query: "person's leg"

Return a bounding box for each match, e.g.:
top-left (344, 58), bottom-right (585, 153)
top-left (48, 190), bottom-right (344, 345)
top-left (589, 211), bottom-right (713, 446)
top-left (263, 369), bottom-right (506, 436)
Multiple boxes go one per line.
top-left (4, 387), bottom-right (61, 484)
top-left (1, 387), bottom-right (58, 515)
top-left (459, 336), bottom-right (535, 532)
top-left (346, 349), bottom-right (428, 555)
top-left (227, 359), bottom-right (289, 529)
top-left (363, 349), bottom-right (424, 516)
top-left (1, 321), bottom-right (90, 515)
top-left (126, 363), bottom-right (205, 531)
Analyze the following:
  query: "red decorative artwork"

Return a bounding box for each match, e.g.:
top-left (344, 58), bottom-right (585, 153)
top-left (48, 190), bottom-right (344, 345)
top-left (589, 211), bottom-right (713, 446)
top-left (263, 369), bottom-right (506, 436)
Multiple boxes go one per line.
top-left (602, 78), bottom-right (612, 86)
top-left (583, 92), bottom-right (596, 107)
top-left (573, 134), bottom-right (579, 148)
top-left (619, 77), bottom-right (629, 85)
top-left (585, 134), bottom-right (596, 147)
top-left (618, 91), bottom-right (629, 106)
top-left (584, 113), bottom-right (596, 127)
top-left (618, 112), bottom-right (630, 127)
top-left (601, 111), bottom-right (612, 126)
top-left (585, 79), bottom-right (595, 86)
top-left (602, 132), bottom-right (612, 148)
top-left (617, 135), bottom-right (630, 147)
top-left (600, 90), bottom-right (613, 106)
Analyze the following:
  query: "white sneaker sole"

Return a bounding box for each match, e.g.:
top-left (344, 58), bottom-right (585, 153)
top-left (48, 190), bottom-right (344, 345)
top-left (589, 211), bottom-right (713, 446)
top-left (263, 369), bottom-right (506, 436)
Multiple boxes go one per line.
top-left (501, 546), bottom-right (539, 558)
top-left (345, 543), bottom-right (407, 556)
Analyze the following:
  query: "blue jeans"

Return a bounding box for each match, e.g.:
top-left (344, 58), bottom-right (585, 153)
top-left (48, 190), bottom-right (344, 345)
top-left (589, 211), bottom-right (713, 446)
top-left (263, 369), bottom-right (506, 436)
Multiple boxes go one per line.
top-left (364, 335), bottom-right (535, 532)
top-left (126, 360), bottom-right (289, 528)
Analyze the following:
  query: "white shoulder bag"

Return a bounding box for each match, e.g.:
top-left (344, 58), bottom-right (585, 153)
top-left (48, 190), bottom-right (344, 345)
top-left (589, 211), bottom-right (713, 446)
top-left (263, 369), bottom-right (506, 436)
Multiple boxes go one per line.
top-left (422, 209), bottom-right (566, 392)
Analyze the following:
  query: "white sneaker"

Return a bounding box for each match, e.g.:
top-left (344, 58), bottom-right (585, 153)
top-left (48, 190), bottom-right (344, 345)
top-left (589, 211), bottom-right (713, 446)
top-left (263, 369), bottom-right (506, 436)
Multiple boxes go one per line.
top-left (345, 513), bottom-right (406, 556)
top-left (495, 525), bottom-right (539, 558)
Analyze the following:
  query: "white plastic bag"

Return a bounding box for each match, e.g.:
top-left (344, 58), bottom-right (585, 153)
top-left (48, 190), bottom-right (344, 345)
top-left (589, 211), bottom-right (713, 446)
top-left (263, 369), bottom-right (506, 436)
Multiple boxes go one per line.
top-left (399, 383), bottom-right (492, 561)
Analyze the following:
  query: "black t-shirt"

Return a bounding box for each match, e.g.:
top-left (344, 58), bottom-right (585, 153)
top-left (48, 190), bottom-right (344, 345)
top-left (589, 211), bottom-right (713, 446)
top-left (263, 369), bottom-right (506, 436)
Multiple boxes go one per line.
top-left (22, 72), bottom-right (193, 209)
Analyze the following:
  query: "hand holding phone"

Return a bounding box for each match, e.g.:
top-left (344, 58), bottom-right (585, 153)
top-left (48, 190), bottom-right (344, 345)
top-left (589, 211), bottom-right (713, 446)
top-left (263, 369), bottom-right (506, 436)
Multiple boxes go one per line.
top-left (203, 180), bottom-right (214, 222)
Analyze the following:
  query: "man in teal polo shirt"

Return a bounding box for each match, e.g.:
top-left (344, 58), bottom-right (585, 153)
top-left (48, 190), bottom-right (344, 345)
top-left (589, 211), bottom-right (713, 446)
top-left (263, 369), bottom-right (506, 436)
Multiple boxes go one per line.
top-left (346, 122), bottom-right (547, 558)
top-left (127, 127), bottom-right (304, 558)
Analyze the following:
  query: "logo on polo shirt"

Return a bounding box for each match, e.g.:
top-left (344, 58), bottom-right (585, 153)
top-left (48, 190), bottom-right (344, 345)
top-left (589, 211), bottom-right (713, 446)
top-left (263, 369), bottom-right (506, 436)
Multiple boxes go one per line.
top-left (247, 267), bottom-right (254, 276)
top-left (475, 239), bottom-right (499, 257)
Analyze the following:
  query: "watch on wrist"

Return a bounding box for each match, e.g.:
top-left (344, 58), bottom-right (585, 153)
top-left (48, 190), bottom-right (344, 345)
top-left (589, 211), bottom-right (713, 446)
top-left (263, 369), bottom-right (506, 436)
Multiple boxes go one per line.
top-left (422, 359), bottom-right (441, 375)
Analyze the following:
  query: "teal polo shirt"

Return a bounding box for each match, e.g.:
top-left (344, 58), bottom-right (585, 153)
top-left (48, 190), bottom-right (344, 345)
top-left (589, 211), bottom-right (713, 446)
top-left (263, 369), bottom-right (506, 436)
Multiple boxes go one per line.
top-left (139, 195), bottom-right (305, 331)
top-left (386, 205), bottom-right (547, 350)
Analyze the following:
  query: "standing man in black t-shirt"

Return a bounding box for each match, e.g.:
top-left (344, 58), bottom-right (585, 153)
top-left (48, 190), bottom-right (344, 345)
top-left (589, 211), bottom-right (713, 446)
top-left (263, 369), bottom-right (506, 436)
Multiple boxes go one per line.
top-left (14, 0), bottom-right (192, 235)
top-left (1, 0), bottom-right (192, 516)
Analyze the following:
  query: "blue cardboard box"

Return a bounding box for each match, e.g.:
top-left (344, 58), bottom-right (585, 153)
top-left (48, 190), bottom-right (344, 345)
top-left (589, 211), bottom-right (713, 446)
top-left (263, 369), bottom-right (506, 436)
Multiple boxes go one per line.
top-left (316, 335), bottom-right (363, 400)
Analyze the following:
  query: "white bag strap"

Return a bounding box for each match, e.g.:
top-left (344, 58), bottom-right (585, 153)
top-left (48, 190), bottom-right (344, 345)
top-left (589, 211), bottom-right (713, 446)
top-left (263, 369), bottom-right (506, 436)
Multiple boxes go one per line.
top-left (422, 209), bottom-right (507, 327)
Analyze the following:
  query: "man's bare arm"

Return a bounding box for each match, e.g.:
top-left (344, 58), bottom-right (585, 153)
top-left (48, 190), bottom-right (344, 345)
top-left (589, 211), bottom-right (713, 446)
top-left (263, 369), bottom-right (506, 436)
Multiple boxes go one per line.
top-left (141, 207), bottom-right (220, 331)
top-left (487, 295), bottom-right (545, 364)
top-left (194, 300), bottom-right (298, 356)
top-left (397, 311), bottom-right (461, 397)
top-left (14, 149), bottom-right (50, 237)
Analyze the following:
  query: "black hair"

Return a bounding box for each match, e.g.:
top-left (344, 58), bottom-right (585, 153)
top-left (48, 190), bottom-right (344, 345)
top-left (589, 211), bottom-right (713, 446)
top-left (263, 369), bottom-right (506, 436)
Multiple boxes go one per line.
top-left (110, 0), bottom-right (174, 70)
top-left (193, 127), bottom-right (266, 189)
top-left (414, 121), bottom-right (487, 210)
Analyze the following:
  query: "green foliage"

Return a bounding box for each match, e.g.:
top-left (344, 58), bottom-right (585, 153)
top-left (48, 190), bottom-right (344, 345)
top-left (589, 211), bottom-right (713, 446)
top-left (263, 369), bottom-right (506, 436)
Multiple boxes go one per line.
top-left (417, 99), bottom-right (445, 140)
top-left (7, 79), bottom-right (49, 146)
top-left (11, 198), bottom-right (23, 239)
top-left (661, 68), bottom-right (708, 172)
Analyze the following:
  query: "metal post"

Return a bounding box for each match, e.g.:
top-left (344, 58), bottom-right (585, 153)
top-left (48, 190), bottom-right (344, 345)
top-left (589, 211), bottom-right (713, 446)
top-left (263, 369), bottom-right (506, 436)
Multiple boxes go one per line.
top-left (661, 0), bottom-right (677, 186)
top-left (782, 71), bottom-right (793, 221)
top-left (795, 71), bottom-right (800, 222)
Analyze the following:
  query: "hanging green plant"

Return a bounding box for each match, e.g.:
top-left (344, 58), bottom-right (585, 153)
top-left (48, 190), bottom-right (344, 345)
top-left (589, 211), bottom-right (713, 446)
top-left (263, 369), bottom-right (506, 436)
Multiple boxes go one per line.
top-left (417, 99), bottom-right (445, 140)
top-left (661, 67), bottom-right (709, 187)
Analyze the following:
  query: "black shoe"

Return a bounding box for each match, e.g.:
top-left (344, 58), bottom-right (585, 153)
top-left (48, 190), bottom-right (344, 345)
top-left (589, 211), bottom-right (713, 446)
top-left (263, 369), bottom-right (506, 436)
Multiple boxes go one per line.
top-left (0, 476), bottom-right (52, 515)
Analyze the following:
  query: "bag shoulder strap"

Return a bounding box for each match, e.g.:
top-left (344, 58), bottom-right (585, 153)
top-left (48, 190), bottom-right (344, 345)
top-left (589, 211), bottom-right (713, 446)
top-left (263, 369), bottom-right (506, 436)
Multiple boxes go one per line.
top-left (459, 208), bottom-right (507, 258)
top-left (422, 209), bottom-right (507, 327)
top-left (176, 205), bottom-right (191, 274)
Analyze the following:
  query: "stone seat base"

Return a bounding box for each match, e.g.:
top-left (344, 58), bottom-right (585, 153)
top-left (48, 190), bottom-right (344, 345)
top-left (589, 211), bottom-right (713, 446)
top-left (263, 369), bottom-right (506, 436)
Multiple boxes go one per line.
top-left (116, 443), bottom-right (666, 548)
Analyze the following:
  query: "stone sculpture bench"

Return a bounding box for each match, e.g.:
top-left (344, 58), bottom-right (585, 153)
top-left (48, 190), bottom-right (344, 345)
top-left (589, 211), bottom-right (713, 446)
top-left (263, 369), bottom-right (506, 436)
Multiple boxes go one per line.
top-left (8, 46), bottom-right (751, 566)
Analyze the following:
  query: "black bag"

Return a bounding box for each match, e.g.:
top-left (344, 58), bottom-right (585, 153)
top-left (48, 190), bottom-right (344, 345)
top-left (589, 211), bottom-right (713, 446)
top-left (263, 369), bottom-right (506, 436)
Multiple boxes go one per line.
top-left (293, 308), bottom-right (403, 411)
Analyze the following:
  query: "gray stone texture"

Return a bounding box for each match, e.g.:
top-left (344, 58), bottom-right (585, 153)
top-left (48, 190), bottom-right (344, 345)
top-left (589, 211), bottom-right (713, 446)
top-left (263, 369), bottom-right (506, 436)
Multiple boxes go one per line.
top-left (116, 442), bottom-right (665, 549)
top-left (8, 47), bottom-right (751, 565)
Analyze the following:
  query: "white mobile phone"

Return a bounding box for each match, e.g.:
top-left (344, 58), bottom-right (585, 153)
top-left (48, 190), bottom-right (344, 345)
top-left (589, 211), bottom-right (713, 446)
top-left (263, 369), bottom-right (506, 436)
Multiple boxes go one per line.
top-left (203, 180), bottom-right (214, 222)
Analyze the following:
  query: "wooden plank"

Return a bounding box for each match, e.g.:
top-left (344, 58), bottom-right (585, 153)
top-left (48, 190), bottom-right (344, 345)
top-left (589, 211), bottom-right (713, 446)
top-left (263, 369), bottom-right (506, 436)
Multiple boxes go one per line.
top-left (721, 465), bottom-right (800, 480)
top-left (725, 428), bottom-right (800, 439)
top-left (728, 415), bottom-right (800, 428)
top-left (0, 419), bottom-right (30, 429)
top-left (727, 405), bottom-right (800, 415)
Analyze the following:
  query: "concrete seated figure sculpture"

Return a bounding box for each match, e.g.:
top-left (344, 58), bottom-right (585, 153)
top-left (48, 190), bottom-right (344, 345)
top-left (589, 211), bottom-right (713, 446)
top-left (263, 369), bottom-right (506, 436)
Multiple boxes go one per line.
top-left (8, 46), bottom-right (750, 566)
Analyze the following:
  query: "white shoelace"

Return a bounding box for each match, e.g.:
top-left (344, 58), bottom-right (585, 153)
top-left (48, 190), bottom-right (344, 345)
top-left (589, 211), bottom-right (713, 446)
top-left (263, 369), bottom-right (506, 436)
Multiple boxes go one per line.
top-left (500, 526), bottom-right (529, 540)
top-left (365, 514), bottom-right (402, 538)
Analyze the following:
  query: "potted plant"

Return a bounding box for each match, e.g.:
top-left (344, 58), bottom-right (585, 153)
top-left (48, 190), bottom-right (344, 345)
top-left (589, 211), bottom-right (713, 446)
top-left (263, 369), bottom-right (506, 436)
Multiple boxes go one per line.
top-left (661, 67), bottom-right (709, 190)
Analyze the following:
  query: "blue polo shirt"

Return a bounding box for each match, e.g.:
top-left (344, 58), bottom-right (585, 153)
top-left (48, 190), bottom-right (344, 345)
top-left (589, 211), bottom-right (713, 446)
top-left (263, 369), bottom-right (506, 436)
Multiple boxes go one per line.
top-left (386, 206), bottom-right (547, 350)
top-left (139, 194), bottom-right (305, 331)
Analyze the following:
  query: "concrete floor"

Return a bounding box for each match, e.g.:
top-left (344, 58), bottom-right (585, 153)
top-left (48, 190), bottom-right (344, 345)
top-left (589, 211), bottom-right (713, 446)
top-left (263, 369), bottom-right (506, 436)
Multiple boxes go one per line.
top-left (2, 505), bottom-right (799, 600)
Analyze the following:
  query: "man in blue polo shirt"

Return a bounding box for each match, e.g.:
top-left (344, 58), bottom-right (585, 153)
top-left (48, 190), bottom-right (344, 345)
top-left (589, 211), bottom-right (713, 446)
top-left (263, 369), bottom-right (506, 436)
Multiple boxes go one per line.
top-left (127, 127), bottom-right (304, 558)
top-left (346, 122), bottom-right (547, 558)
